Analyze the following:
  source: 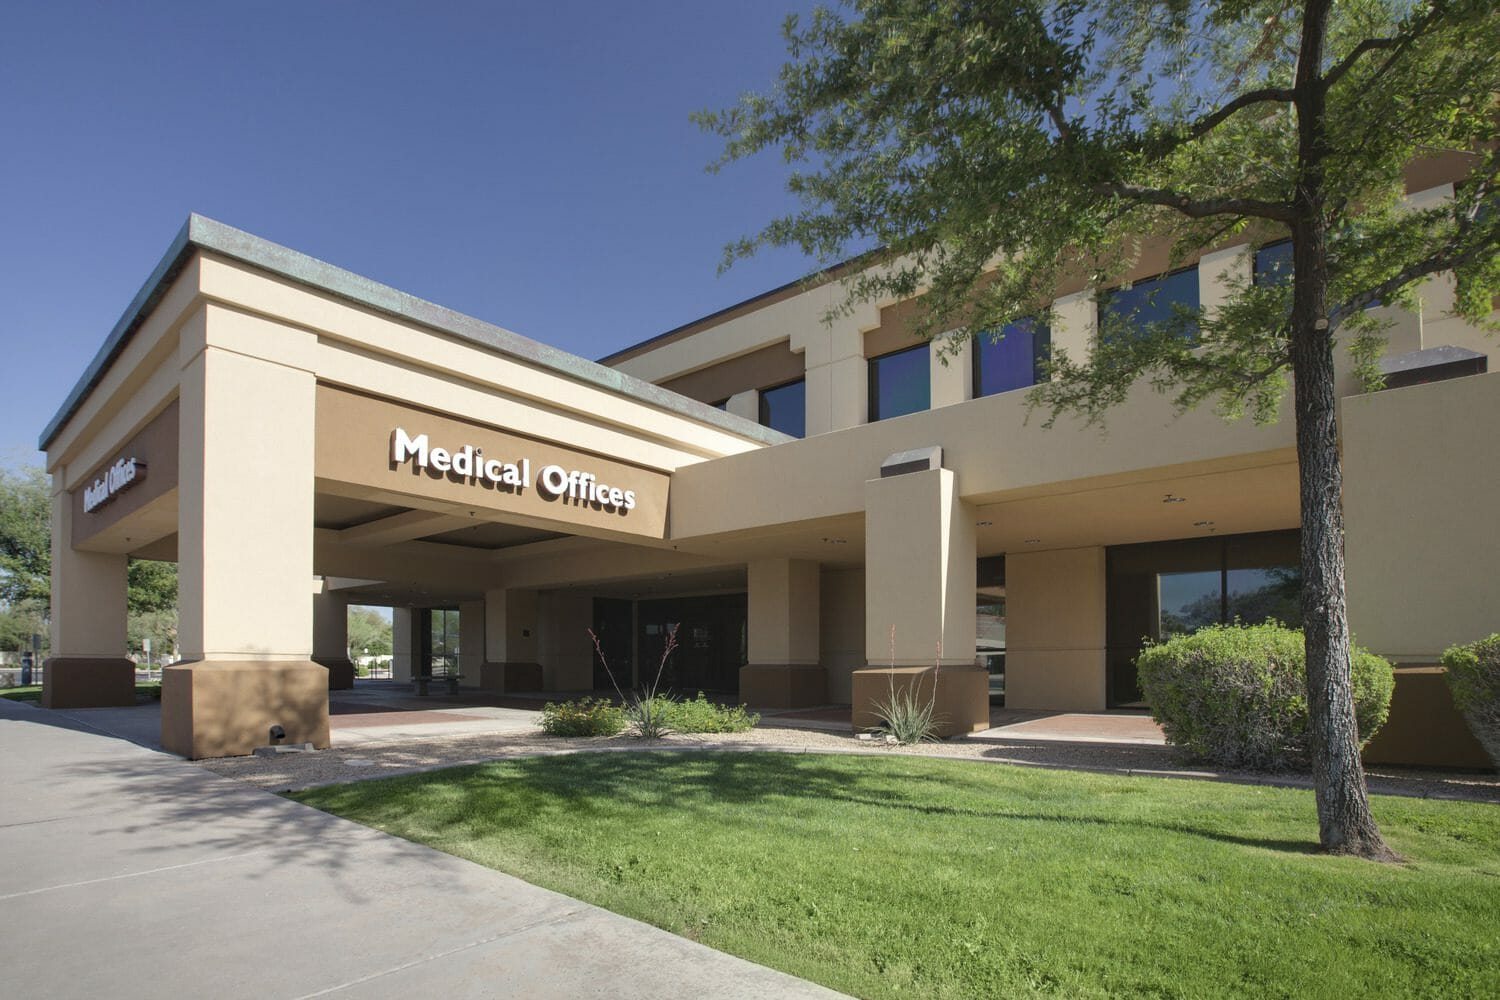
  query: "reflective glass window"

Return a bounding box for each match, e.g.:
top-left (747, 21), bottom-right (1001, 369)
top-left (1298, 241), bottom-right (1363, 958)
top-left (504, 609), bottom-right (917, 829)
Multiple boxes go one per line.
top-left (973, 319), bottom-right (1050, 397)
top-left (868, 344), bottom-right (930, 421)
top-left (1102, 266), bottom-right (1200, 340)
top-left (758, 379), bottom-right (805, 438)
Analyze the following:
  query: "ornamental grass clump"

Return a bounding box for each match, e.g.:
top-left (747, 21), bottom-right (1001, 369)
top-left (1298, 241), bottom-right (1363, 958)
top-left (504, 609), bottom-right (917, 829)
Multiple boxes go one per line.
top-left (1441, 633), bottom-right (1500, 768)
top-left (1136, 622), bottom-right (1393, 771)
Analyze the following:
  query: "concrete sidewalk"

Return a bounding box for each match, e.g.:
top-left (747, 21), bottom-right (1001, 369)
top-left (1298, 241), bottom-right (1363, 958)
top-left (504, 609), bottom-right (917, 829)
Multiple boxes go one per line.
top-left (0, 698), bottom-right (845, 999)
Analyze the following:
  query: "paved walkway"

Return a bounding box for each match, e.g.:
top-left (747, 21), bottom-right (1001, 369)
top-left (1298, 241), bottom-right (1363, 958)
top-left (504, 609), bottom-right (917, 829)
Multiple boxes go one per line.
top-left (0, 697), bottom-right (845, 999)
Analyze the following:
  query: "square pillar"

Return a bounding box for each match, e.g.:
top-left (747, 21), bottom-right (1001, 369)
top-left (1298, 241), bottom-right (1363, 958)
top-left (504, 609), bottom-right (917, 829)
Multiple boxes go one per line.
top-left (311, 580), bottom-right (354, 690)
top-left (391, 607), bottom-right (415, 682)
top-left (1004, 547), bottom-right (1107, 711)
top-left (458, 599), bottom-right (485, 688)
top-left (854, 467), bottom-right (987, 736)
top-left (162, 334), bottom-right (328, 759)
top-left (741, 558), bottom-right (826, 708)
top-left (42, 479), bottom-right (135, 708)
top-left (480, 588), bottom-right (542, 692)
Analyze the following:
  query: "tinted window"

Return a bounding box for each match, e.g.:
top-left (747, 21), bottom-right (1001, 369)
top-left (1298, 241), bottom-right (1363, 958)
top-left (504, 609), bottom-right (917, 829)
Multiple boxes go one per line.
top-left (973, 319), bottom-right (1050, 397)
top-left (868, 344), bottom-right (930, 421)
top-left (758, 379), bottom-right (805, 438)
top-left (1102, 266), bottom-right (1200, 340)
top-left (1254, 240), bottom-right (1293, 286)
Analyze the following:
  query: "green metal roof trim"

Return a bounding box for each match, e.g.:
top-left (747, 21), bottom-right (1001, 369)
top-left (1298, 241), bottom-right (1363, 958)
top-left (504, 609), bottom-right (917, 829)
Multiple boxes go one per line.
top-left (40, 214), bottom-right (793, 452)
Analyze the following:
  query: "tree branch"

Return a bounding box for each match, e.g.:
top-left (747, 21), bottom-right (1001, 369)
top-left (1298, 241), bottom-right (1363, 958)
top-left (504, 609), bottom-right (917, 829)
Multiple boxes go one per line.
top-left (1320, 2), bottom-right (1449, 92)
top-left (1097, 182), bottom-right (1296, 222)
top-left (1329, 241), bottom-right (1487, 326)
top-left (1183, 85), bottom-right (1296, 141)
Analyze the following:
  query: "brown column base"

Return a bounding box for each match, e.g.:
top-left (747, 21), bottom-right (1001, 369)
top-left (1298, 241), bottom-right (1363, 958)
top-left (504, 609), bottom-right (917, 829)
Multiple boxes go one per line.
top-left (161, 660), bottom-right (330, 759)
top-left (1361, 666), bottom-right (1491, 769)
top-left (40, 658), bottom-right (138, 709)
top-left (312, 656), bottom-right (356, 690)
top-left (740, 663), bottom-right (827, 709)
top-left (479, 661), bottom-right (543, 693)
top-left (852, 665), bottom-right (990, 738)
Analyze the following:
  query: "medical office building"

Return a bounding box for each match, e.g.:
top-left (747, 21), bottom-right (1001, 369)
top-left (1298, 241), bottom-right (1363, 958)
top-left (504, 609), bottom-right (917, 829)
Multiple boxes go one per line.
top-left (39, 163), bottom-right (1497, 765)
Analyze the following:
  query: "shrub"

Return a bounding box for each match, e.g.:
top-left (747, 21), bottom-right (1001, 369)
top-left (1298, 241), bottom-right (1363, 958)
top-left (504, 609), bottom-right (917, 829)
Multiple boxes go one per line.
top-left (1136, 622), bottom-right (1394, 771)
top-left (626, 695), bottom-right (674, 741)
top-left (541, 697), bottom-right (625, 737)
top-left (661, 692), bottom-right (759, 734)
top-left (1442, 633), bottom-right (1500, 768)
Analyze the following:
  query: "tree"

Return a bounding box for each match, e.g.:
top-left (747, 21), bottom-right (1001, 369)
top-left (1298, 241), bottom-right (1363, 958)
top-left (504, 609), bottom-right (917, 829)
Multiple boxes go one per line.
top-left (346, 607), bottom-right (393, 660)
top-left (0, 465), bottom-right (50, 608)
top-left (699, 0), bottom-right (1499, 859)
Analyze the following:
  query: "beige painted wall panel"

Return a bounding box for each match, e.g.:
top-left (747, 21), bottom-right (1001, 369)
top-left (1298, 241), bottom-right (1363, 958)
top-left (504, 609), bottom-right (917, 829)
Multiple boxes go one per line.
top-left (314, 385), bottom-right (670, 541)
top-left (69, 400), bottom-right (179, 549)
top-left (825, 354), bottom-right (868, 432)
top-left (864, 469), bottom-right (976, 666)
top-left (484, 588), bottom-right (538, 663)
top-left (311, 582), bottom-right (348, 660)
top-left (178, 345), bottom-right (317, 661)
top-left (1344, 371), bottom-right (1500, 660)
top-left (459, 599), bottom-right (485, 686)
top-left (1006, 546), bottom-right (1107, 711)
top-left (1051, 289), bottom-right (1095, 367)
top-left (392, 608), bottom-right (413, 682)
top-left (48, 259), bottom-right (200, 471)
top-left (819, 567), bottom-right (865, 703)
top-left (198, 256), bottom-right (767, 460)
top-left (930, 338), bottom-right (971, 410)
top-left (314, 343), bottom-right (714, 472)
top-left (747, 558), bottom-right (820, 664)
top-left (60, 342), bottom-right (184, 494)
top-left (1198, 245), bottom-right (1251, 321)
top-left (537, 590), bottom-right (594, 690)
top-left (49, 483), bottom-right (128, 657)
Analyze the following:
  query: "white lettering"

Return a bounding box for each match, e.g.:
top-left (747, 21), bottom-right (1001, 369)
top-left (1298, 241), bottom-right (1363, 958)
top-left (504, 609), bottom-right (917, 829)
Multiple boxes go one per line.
top-left (429, 447), bottom-right (451, 473)
top-left (82, 457), bottom-right (146, 514)
top-left (392, 427), bottom-right (428, 466)
top-left (538, 464), bottom-right (569, 496)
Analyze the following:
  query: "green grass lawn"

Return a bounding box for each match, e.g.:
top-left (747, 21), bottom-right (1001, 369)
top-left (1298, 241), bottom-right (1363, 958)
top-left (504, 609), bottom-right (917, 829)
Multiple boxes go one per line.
top-left (292, 753), bottom-right (1500, 999)
top-left (0, 682), bottom-right (160, 703)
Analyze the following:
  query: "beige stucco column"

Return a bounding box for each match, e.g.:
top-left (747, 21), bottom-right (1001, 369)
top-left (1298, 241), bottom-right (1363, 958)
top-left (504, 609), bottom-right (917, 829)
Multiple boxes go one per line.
top-left (853, 467), bottom-right (987, 735)
top-left (311, 580), bottom-right (354, 690)
top-left (458, 599), bottom-right (485, 688)
top-left (929, 337), bottom-right (971, 410)
top-left (1004, 547), bottom-right (1107, 711)
top-left (42, 480), bottom-right (135, 708)
top-left (480, 588), bottom-right (542, 692)
top-left (741, 558), bottom-right (825, 708)
top-left (391, 607), bottom-right (414, 682)
top-left (161, 327), bottom-right (329, 758)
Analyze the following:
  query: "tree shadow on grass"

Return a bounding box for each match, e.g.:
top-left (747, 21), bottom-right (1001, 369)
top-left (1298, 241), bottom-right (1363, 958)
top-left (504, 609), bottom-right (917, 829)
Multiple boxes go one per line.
top-left (339, 749), bottom-right (1321, 857)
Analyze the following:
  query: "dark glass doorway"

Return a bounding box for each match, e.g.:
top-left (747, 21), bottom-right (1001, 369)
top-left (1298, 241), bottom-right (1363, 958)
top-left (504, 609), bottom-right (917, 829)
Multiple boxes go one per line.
top-left (594, 593), bottom-right (747, 695)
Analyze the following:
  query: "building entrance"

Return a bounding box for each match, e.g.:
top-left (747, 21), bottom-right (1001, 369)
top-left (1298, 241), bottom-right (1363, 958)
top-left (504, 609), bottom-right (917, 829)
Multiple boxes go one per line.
top-left (592, 593), bottom-right (747, 695)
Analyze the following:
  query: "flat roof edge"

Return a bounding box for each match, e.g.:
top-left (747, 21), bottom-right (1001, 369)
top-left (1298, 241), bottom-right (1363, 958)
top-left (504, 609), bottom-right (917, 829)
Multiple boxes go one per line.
top-left (40, 214), bottom-right (792, 453)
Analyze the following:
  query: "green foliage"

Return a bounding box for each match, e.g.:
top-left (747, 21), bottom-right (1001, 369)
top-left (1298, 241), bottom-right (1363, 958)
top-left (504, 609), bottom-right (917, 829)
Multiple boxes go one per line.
top-left (540, 697), bottom-right (627, 738)
top-left (127, 607), bottom-right (177, 659)
top-left (0, 466), bottom-right (49, 608)
top-left (346, 606), bottom-right (393, 658)
top-left (295, 753), bottom-right (1500, 1000)
top-left (1441, 633), bottom-right (1500, 767)
top-left (1138, 623), bottom-right (1394, 770)
top-left (660, 692), bottom-right (760, 734)
top-left (698, 1), bottom-right (1500, 424)
top-left (0, 599), bottom-right (48, 653)
top-left (126, 559), bottom-right (176, 614)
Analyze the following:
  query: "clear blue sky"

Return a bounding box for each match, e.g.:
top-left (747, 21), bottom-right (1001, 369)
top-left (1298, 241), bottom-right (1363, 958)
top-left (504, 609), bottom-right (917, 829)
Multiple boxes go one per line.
top-left (0, 1), bottom-right (821, 470)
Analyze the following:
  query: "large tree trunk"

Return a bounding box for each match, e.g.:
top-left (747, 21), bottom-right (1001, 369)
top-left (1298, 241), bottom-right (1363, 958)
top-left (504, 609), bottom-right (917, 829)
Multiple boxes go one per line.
top-left (1288, 324), bottom-right (1399, 862)
top-left (1290, 0), bottom-right (1398, 863)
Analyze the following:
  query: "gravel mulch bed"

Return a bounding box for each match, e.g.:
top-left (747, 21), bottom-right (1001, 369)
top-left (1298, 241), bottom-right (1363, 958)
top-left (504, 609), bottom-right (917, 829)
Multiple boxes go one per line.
top-left (193, 720), bottom-right (1500, 804)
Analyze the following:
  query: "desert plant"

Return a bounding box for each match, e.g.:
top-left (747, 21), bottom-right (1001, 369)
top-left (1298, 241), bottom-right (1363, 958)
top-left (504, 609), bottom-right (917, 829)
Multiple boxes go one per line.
top-left (540, 697), bottom-right (626, 738)
top-left (1441, 633), bottom-right (1500, 768)
top-left (589, 623), bottom-right (680, 741)
top-left (1137, 622), bottom-right (1394, 771)
top-left (870, 676), bottom-right (941, 745)
top-left (867, 626), bottom-right (943, 745)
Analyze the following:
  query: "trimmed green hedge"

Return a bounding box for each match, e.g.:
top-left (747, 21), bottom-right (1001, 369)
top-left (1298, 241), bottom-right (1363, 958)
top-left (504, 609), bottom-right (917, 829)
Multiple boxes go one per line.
top-left (1136, 622), bottom-right (1394, 770)
top-left (1442, 633), bottom-right (1500, 768)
